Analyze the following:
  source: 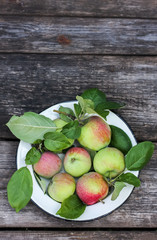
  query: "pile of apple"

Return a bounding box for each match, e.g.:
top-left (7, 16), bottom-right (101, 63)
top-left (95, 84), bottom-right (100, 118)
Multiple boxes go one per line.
top-left (34, 116), bottom-right (125, 205)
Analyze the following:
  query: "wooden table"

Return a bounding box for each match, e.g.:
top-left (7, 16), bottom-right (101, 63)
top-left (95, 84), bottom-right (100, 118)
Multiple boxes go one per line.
top-left (0, 1), bottom-right (157, 239)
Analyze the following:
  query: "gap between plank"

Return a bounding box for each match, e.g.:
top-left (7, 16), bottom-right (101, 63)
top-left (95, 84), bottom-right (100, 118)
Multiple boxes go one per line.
top-left (0, 14), bottom-right (157, 20)
top-left (0, 227), bottom-right (157, 231)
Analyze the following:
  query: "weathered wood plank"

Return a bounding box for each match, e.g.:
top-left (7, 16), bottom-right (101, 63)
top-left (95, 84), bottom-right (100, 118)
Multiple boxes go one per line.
top-left (0, 141), bottom-right (156, 228)
top-left (0, 0), bottom-right (157, 18)
top-left (0, 17), bottom-right (157, 54)
top-left (0, 54), bottom-right (156, 141)
top-left (0, 231), bottom-right (157, 240)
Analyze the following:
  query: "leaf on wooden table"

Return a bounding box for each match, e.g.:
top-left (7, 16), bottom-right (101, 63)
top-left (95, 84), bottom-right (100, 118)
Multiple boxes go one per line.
top-left (7, 167), bottom-right (33, 212)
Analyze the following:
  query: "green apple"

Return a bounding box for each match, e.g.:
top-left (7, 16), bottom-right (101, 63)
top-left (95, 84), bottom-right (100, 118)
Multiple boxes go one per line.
top-left (64, 147), bottom-right (92, 177)
top-left (48, 172), bottom-right (76, 202)
top-left (93, 147), bottom-right (125, 178)
top-left (78, 116), bottom-right (111, 151)
top-left (76, 172), bottom-right (109, 205)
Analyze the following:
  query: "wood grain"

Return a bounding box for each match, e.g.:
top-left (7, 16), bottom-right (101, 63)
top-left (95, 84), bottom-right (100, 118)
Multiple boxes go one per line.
top-left (0, 141), bottom-right (156, 228)
top-left (0, 0), bottom-right (157, 18)
top-left (0, 54), bottom-right (156, 141)
top-left (0, 17), bottom-right (157, 54)
top-left (0, 231), bottom-right (157, 240)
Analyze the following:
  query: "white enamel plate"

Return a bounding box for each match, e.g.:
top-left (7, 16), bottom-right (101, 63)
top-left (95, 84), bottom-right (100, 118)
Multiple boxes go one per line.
top-left (17, 101), bottom-right (138, 221)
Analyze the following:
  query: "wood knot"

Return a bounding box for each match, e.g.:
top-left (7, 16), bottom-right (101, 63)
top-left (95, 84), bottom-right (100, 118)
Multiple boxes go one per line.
top-left (57, 35), bottom-right (71, 45)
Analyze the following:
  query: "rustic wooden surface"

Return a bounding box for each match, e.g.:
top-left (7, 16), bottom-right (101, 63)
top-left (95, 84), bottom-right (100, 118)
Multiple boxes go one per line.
top-left (0, 231), bottom-right (157, 240)
top-left (0, 1), bottom-right (157, 239)
top-left (0, 55), bottom-right (156, 141)
top-left (0, 17), bottom-right (157, 54)
top-left (0, 0), bottom-right (157, 18)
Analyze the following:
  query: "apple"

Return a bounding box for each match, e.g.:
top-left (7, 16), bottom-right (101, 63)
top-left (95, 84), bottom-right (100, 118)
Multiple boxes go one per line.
top-left (93, 147), bottom-right (125, 178)
top-left (48, 172), bottom-right (76, 202)
top-left (33, 152), bottom-right (62, 178)
top-left (78, 116), bottom-right (111, 151)
top-left (64, 147), bottom-right (91, 177)
top-left (53, 118), bottom-right (74, 146)
top-left (76, 172), bottom-right (109, 205)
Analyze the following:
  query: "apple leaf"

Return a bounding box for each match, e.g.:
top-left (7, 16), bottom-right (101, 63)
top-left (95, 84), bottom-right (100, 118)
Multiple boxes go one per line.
top-left (33, 139), bottom-right (43, 144)
top-left (125, 141), bottom-right (154, 171)
top-left (111, 182), bottom-right (126, 201)
top-left (62, 120), bottom-right (81, 139)
top-left (96, 101), bottom-right (125, 111)
top-left (76, 96), bottom-right (94, 114)
top-left (25, 147), bottom-right (41, 165)
top-left (117, 173), bottom-right (140, 187)
top-left (56, 194), bottom-right (86, 219)
top-left (81, 88), bottom-right (106, 108)
top-left (34, 172), bottom-right (47, 194)
top-left (7, 167), bottom-right (33, 212)
top-left (110, 125), bottom-right (132, 155)
top-left (44, 132), bottom-right (71, 152)
top-left (94, 108), bottom-right (109, 120)
top-left (74, 103), bottom-right (82, 119)
top-left (6, 112), bottom-right (56, 143)
top-left (59, 106), bottom-right (75, 122)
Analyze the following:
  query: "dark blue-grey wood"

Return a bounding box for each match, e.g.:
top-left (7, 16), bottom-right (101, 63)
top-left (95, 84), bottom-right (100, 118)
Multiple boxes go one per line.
top-left (0, 17), bottom-right (157, 54)
top-left (0, 54), bottom-right (156, 141)
top-left (0, 0), bottom-right (157, 18)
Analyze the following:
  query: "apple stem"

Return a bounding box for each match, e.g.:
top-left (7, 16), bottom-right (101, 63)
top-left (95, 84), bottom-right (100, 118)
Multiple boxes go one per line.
top-left (99, 199), bottom-right (105, 204)
top-left (109, 169), bottom-right (126, 184)
top-left (53, 110), bottom-right (75, 120)
top-left (71, 158), bottom-right (76, 163)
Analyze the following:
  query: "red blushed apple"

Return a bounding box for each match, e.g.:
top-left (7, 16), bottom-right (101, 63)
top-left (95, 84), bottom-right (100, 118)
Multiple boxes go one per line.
top-left (33, 152), bottom-right (62, 178)
top-left (64, 147), bottom-right (91, 177)
top-left (78, 116), bottom-right (111, 151)
top-left (76, 172), bottom-right (109, 205)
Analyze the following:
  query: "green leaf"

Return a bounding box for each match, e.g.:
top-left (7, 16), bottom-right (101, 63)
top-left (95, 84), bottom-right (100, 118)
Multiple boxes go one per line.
top-left (77, 95), bottom-right (109, 121)
top-left (74, 103), bottom-right (82, 119)
top-left (111, 182), bottom-right (126, 201)
top-left (34, 172), bottom-right (47, 194)
top-left (110, 125), bottom-right (132, 155)
top-left (6, 112), bottom-right (56, 143)
top-left (76, 96), bottom-right (94, 114)
top-left (95, 107), bottom-right (109, 120)
top-left (56, 194), bottom-right (86, 219)
top-left (81, 88), bottom-right (106, 108)
top-left (85, 107), bottom-right (97, 115)
top-left (125, 141), bottom-right (154, 171)
top-left (44, 132), bottom-right (71, 152)
top-left (33, 139), bottom-right (42, 144)
top-left (59, 106), bottom-right (75, 122)
top-left (117, 173), bottom-right (140, 187)
top-left (62, 120), bottom-right (81, 139)
top-left (96, 101), bottom-right (125, 111)
top-left (7, 167), bottom-right (33, 212)
top-left (25, 147), bottom-right (41, 165)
